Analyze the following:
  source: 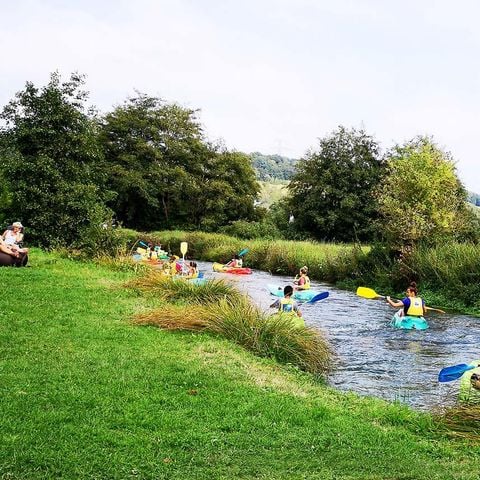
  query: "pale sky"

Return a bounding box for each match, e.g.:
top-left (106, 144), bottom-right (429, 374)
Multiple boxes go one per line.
top-left (1, 0), bottom-right (480, 190)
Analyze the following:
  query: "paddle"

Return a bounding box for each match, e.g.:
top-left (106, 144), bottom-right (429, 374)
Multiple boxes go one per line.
top-left (238, 248), bottom-right (249, 257)
top-left (438, 363), bottom-right (477, 382)
top-left (307, 291), bottom-right (329, 304)
top-left (356, 287), bottom-right (446, 313)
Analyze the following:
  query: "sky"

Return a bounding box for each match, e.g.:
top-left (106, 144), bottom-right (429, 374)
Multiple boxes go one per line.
top-left (1, 0), bottom-right (480, 190)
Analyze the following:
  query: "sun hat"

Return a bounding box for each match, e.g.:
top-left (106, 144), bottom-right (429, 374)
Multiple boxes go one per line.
top-left (12, 222), bottom-right (23, 228)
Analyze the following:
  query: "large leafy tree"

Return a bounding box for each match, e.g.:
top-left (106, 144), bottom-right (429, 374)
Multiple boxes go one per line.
top-left (100, 94), bottom-right (259, 231)
top-left (287, 126), bottom-right (384, 241)
top-left (0, 72), bottom-right (110, 248)
top-left (376, 136), bottom-right (477, 247)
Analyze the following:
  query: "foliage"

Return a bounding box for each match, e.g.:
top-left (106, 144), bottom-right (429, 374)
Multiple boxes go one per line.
top-left (287, 126), bottom-right (385, 242)
top-left (6, 252), bottom-right (478, 480)
top-left (0, 170), bottom-right (11, 225)
top-left (220, 218), bottom-right (281, 240)
top-left (257, 180), bottom-right (289, 209)
top-left (467, 190), bottom-right (480, 207)
top-left (129, 273), bottom-right (238, 304)
top-left (0, 72), bottom-right (111, 248)
top-left (250, 152), bottom-right (298, 180)
top-left (100, 93), bottom-right (260, 231)
top-left (135, 293), bottom-right (332, 375)
top-left (376, 136), bottom-right (478, 247)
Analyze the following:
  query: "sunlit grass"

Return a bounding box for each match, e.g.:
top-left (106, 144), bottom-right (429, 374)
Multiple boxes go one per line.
top-left (128, 272), bottom-right (238, 304)
top-left (435, 403), bottom-right (480, 440)
top-left (133, 289), bottom-right (332, 376)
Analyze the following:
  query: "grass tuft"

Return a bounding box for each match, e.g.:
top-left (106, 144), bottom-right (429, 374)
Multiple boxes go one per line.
top-left (133, 293), bottom-right (332, 376)
top-left (436, 403), bottom-right (480, 440)
top-left (128, 272), bottom-right (239, 304)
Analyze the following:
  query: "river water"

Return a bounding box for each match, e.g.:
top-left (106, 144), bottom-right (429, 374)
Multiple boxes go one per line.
top-left (197, 261), bottom-right (479, 411)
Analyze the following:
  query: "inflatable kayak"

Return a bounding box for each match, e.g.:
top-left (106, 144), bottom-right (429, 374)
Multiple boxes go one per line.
top-left (267, 284), bottom-right (317, 301)
top-left (213, 262), bottom-right (252, 275)
top-left (391, 310), bottom-right (428, 330)
top-left (459, 359), bottom-right (480, 402)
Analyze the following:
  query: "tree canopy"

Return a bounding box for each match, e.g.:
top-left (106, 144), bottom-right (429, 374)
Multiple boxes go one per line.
top-left (100, 94), bottom-right (260, 231)
top-left (376, 136), bottom-right (477, 247)
top-left (250, 152), bottom-right (298, 181)
top-left (0, 72), bottom-right (110, 248)
top-left (286, 126), bottom-right (384, 242)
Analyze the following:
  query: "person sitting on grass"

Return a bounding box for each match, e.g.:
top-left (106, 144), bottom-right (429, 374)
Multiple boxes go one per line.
top-left (270, 285), bottom-right (302, 317)
top-left (294, 266), bottom-right (310, 290)
top-left (2, 222), bottom-right (29, 255)
top-left (0, 236), bottom-right (28, 267)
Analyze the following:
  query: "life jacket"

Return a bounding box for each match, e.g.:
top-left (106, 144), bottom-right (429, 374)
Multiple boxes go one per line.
top-left (298, 275), bottom-right (311, 289)
top-left (237, 258), bottom-right (243, 267)
top-left (406, 296), bottom-right (424, 317)
top-left (279, 297), bottom-right (295, 313)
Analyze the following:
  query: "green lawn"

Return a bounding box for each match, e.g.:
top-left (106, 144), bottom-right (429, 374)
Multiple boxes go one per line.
top-left (0, 251), bottom-right (478, 479)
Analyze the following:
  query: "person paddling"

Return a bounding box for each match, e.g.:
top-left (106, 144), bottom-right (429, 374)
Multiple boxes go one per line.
top-left (386, 282), bottom-right (426, 317)
top-left (270, 285), bottom-right (302, 317)
top-left (225, 254), bottom-right (242, 268)
top-left (294, 266), bottom-right (310, 291)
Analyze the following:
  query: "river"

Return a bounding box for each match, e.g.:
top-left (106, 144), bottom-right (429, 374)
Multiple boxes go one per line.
top-left (198, 261), bottom-right (479, 411)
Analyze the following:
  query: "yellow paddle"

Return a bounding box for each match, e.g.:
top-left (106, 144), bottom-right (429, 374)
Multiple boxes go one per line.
top-left (356, 287), bottom-right (445, 313)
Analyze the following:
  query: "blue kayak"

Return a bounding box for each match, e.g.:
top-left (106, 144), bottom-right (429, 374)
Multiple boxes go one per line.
top-left (267, 284), bottom-right (317, 301)
top-left (391, 310), bottom-right (428, 330)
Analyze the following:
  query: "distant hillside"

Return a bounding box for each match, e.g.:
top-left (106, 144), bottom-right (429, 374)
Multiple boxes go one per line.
top-left (468, 191), bottom-right (480, 206)
top-left (250, 152), bottom-right (298, 181)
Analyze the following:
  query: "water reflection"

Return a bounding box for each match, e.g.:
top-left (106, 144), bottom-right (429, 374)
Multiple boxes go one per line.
top-left (197, 261), bottom-right (478, 410)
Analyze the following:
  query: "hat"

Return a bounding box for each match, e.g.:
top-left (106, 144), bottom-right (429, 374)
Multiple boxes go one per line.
top-left (12, 222), bottom-right (23, 228)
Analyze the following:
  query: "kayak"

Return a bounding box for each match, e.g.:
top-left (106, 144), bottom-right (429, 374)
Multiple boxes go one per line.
top-left (391, 310), bottom-right (428, 330)
top-left (213, 262), bottom-right (252, 275)
top-left (267, 284), bottom-right (317, 302)
top-left (459, 359), bottom-right (480, 402)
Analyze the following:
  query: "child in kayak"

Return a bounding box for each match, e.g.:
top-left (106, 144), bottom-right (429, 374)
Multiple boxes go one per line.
top-left (386, 281), bottom-right (426, 317)
top-left (270, 285), bottom-right (302, 317)
top-left (294, 266), bottom-right (310, 290)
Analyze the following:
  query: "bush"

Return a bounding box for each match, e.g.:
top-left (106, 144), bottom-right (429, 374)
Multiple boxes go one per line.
top-left (220, 219), bottom-right (281, 240)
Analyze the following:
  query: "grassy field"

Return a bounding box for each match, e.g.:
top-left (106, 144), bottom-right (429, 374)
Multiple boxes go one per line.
top-left (258, 181), bottom-right (289, 208)
top-left (1, 251), bottom-right (479, 479)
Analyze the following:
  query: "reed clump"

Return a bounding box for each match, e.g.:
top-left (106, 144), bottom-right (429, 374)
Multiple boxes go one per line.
top-left (133, 290), bottom-right (332, 376)
top-left (93, 252), bottom-right (151, 273)
top-left (435, 403), bottom-right (480, 440)
top-left (134, 304), bottom-right (209, 331)
top-left (128, 272), bottom-right (239, 304)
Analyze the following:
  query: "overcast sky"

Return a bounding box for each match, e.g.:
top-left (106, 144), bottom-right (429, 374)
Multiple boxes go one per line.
top-left (1, 0), bottom-right (480, 190)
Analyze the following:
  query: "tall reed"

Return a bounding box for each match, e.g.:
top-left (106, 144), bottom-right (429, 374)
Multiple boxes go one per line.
top-left (128, 273), bottom-right (239, 304)
top-left (133, 290), bottom-right (332, 376)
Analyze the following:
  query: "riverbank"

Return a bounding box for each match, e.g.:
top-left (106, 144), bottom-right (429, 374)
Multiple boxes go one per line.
top-left (1, 251), bottom-right (479, 479)
top-left (117, 229), bottom-right (480, 315)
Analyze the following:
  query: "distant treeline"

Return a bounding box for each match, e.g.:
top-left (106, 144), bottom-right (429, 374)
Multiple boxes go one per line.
top-left (468, 192), bottom-right (480, 206)
top-left (250, 152), bottom-right (298, 181)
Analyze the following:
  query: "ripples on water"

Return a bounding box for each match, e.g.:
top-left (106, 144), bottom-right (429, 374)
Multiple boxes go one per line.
top-left (197, 261), bottom-right (479, 410)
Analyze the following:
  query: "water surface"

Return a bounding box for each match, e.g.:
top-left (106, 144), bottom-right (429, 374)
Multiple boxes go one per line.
top-left (198, 261), bottom-right (479, 410)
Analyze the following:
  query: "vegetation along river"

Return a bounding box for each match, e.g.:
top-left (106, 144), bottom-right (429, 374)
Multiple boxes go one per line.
top-left (197, 261), bottom-right (479, 411)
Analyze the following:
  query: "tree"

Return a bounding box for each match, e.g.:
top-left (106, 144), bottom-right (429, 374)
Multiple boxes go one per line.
top-left (287, 126), bottom-right (384, 242)
top-left (376, 136), bottom-right (476, 247)
top-left (0, 72), bottom-right (111, 248)
top-left (100, 94), bottom-right (259, 231)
